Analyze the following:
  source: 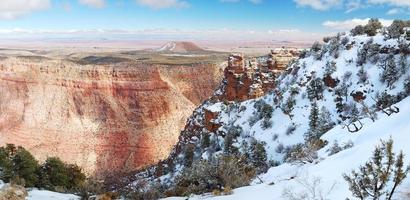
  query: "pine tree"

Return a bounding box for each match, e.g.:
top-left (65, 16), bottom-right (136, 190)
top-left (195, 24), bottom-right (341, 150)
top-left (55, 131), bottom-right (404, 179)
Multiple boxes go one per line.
top-left (357, 66), bottom-right (369, 84)
top-left (38, 157), bottom-right (70, 190)
top-left (305, 101), bottom-right (320, 142)
top-left (380, 55), bottom-right (399, 88)
top-left (364, 18), bottom-right (382, 36)
top-left (317, 107), bottom-right (335, 136)
top-left (307, 78), bottom-right (324, 101)
top-left (324, 61), bottom-right (337, 76)
top-left (12, 147), bottom-right (39, 187)
top-left (343, 138), bottom-right (410, 200)
top-left (250, 141), bottom-right (267, 172)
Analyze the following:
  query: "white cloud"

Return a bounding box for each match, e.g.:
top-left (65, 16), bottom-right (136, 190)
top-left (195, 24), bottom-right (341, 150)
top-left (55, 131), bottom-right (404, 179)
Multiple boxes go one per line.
top-left (294, 0), bottom-right (342, 10)
top-left (79, 0), bottom-right (106, 8)
top-left (0, 0), bottom-right (51, 20)
top-left (368, 0), bottom-right (410, 7)
top-left (135, 0), bottom-right (189, 9)
top-left (323, 18), bottom-right (393, 30)
top-left (220, 0), bottom-right (262, 4)
top-left (0, 28), bottom-right (325, 42)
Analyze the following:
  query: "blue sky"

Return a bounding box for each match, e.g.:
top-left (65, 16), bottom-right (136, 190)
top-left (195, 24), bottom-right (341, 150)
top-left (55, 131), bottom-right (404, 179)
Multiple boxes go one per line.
top-left (0, 0), bottom-right (408, 40)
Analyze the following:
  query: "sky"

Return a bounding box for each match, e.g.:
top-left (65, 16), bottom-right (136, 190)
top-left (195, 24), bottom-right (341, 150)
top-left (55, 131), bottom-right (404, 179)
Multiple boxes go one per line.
top-left (0, 0), bottom-right (408, 41)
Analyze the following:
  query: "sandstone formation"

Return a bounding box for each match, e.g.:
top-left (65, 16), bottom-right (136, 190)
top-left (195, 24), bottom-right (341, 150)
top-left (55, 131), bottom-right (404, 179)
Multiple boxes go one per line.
top-left (218, 53), bottom-right (288, 102)
top-left (0, 57), bottom-right (222, 176)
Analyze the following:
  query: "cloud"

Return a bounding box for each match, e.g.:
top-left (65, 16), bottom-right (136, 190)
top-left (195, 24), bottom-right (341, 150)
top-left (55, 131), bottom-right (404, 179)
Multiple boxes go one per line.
top-left (135, 0), bottom-right (189, 9)
top-left (79, 0), bottom-right (106, 8)
top-left (220, 0), bottom-right (262, 3)
top-left (294, 0), bottom-right (342, 11)
top-left (323, 18), bottom-right (393, 30)
top-left (0, 0), bottom-right (51, 20)
top-left (368, 0), bottom-right (410, 7)
top-left (0, 28), bottom-right (326, 42)
top-left (295, 0), bottom-right (410, 12)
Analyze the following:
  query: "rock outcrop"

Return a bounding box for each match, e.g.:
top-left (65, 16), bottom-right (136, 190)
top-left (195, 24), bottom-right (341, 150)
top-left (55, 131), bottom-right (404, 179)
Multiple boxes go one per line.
top-left (0, 57), bottom-right (222, 176)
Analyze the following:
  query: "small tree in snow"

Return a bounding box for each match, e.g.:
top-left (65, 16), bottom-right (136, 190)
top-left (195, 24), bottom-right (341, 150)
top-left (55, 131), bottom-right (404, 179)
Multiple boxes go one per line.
top-left (305, 101), bottom-right (320, 142)
top-left (307, 78), bottom-right (324, 101)
top-left (343, 138), bottom-right (410, 200)
top-left (380, 55), bottom-right (399, 89)
top-left (317, 106), bottom-right (336, 136)
top-left (364, 18), bottom-right (383, 36)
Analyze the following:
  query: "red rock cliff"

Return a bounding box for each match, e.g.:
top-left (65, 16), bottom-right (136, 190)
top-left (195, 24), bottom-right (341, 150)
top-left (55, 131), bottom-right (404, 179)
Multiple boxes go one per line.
top-left (0, 58), bottom-right (222, 176)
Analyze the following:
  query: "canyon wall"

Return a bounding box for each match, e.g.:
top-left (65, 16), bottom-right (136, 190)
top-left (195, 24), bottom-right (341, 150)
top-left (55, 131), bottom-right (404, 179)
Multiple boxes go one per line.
top-left (0, 57), bottom-right (222, 176)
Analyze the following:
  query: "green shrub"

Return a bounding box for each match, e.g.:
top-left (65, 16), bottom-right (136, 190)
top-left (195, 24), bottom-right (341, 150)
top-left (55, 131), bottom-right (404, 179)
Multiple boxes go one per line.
top-left (344, 138), bottom-right (410, 200)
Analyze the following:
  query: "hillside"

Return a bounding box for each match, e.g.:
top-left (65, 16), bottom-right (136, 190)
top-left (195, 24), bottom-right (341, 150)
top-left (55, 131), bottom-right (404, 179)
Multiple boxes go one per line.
top-left (121, 20), bottom-right (410, 200)
top-left (165, 96), bottom-right (410, 200)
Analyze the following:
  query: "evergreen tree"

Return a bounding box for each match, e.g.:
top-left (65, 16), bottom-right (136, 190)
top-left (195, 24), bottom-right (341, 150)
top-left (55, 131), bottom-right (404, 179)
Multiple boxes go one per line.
top-left (364, 18), bottom-right (382, 36)
top-left (12, 147), bottom-right (39, 187)
top-left (317, 107), bottom-right (335, 136)
top-left (38, 157), bottom-right (70, 190)
top-left (380, 55), bottom-right (399, 88)
top-left (344, 138), bottom-right (410, 200)
top-left (250, 141), bottom-right (267, 172)
top-left (387, 20), bottom-right (407, 39)
top-left (357, 66), bottom-right (369, 84)
top-left (305, 101), bottom-right (320, 142)
top-left (307, 77), bottom-right (324, 101)
top-left (324, 61), bottom-right (337, 76)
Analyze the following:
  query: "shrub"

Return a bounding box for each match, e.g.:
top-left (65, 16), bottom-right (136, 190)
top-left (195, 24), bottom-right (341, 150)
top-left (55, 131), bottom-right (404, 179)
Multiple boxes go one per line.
top-left (351, 25), bottom-right (365, 36)
top-left (404, 76), bottom-right (410, 95)
top-left (380, 55), bottom-right (400, 88)
top-left (3, 146), bottom-right (39, 187)
top-left (174, 155), bottom-right (255, 196)
top-left (285, 124), bottom-right (297, 136)
top-left (250, 141), bottom-right (268, 172)
top-left (387, 20), bottom-right (407, 39)
top-left (364, 18), bottom-right (382, 36)
top-left (283, 140), bottom-right (325, 165)
top-left (307, 78), bottom-right (324, 101)
top-left (343, 138), bottom-right (410, 200)
top-left (0, 145), bottom-right (86, 192)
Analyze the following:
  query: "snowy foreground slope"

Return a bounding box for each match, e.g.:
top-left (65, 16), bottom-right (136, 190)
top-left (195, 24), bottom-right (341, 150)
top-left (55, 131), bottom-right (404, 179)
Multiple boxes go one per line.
top-left (164, 96), bottom-right (410, 200)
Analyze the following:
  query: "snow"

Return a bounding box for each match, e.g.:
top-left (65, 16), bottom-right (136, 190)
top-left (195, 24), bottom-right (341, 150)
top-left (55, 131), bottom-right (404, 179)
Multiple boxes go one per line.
top-left (0, 181), bottom-right (79, 200)
top-left (163, 96), bottom-right (410, 200)
top-left (158, 31), bottom-right (410, 200)
top-left (27, 189), bottom-right (79, 200)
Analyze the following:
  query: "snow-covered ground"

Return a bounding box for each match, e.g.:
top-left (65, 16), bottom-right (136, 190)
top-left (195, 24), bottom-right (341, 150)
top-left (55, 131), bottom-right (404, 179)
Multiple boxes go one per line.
top-left (0, 181), bottom-right (79, 200)
top-left (27, 189), bottom-right (79, 200)
top-left (164, 96), bottom-right (410, 200)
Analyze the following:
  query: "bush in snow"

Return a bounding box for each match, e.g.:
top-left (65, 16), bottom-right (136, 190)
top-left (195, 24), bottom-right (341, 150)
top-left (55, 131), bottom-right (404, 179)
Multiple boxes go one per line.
top-left (275, 143), bottom-right (285, 154)
top-left (285, 124), bottom-right (297, 136)
top-left (282, 175), bottom-right (336, 200)
top-left (404, 76), bottom-right (410, 95)
top-left (380, 55), bottom-right (400, 88)
top-left (343, 138), bottom-right (410, 200)
top-left (324, 61), bottom-right (337, 76)
top-left (357, 66), bottom-right (369, 84)
top-left (351, 25), bottom-right (365, 36)
top-left (250, 141), bottom-right (268, 172)
top-left (282, 96), bottom-right (296, 118)
top-left (327, 140), bottom-right (354, 156)
top-left (174, 155), bottom-right (255, 196)
top-left (364, 18), bottom-right (383, 36)
top-left (307, 77), bottom-right (324, 101)
top-left (283, 139), bottom-right (325, 165)
top-left (386, 20), bottom-right (409, 39)
top-left (305, 102), bottom-right (333, 142)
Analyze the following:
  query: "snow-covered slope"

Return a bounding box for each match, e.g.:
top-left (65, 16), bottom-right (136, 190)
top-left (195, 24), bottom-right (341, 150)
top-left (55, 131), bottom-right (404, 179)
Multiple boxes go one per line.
top-left (164, 96), bottom-right (410, 200)
top-left (126, 22), bottom-right (410, 199)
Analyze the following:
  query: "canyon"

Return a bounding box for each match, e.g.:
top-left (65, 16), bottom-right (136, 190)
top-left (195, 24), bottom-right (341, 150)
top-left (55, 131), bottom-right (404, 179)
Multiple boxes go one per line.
top-left (0, 44), bottom-right (299, 176)
top-left (0, 53), bottom-right (223, 176)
